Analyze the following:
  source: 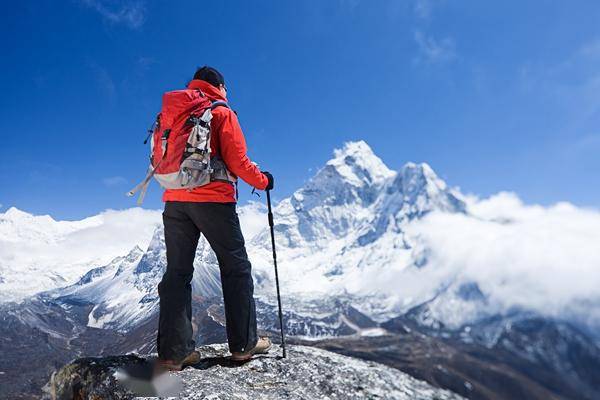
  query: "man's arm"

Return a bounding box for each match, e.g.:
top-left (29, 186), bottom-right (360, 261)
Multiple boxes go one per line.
top-left (217, 109), bottom-right (269, 190)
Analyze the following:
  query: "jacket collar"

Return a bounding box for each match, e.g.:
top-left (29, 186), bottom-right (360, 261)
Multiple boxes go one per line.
top-left (187, 79), bottom-right (227, 102)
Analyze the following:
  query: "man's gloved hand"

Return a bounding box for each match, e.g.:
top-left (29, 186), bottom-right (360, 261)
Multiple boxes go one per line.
top-left (262, 171), bottom-right (274, 191)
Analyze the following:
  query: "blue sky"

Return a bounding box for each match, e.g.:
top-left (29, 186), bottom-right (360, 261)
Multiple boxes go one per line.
top-left (1, 0), bottom-right (599, 219)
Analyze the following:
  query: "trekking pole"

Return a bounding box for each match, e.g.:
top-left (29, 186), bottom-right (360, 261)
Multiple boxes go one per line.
top-left (266, 189), bottom-right (286, 358)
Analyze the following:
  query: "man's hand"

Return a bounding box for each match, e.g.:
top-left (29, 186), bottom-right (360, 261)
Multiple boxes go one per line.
top-left (262, 171), bottom-right (274, 191)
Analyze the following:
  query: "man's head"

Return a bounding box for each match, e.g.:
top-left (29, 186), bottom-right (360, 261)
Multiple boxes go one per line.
top-left (193, 66), bottom-right (226, 95)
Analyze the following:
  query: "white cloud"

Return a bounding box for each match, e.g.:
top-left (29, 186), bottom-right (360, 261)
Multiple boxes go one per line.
top-left (413, 30), bottom-right (456, 65)
top-left (4, 188), bottom-right (599, 335)
top-left (81, 0), bottom-right (146, 29)
top-left (103, 176), bottom-right (127, 187)
top-left (0, 207), bottom-right (161, 301)
top-left (238, 201), bottom-right (268, 239)
top-left (406, 192), bottom-right (600, 330)
top-left (0, 204), bottom-right (268, 303)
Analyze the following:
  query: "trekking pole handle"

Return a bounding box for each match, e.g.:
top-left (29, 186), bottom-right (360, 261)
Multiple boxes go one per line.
top-left (266, 190), bottom-right (275, 228)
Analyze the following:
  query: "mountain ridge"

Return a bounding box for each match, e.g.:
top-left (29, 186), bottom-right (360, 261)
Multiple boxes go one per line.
top-left (2, 140), bottom-right (598, 335)
top-left (2, 140), bottom-right (600, 399)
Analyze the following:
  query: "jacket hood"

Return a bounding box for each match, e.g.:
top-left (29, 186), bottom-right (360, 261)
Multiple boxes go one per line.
top-left (187, 79), bottom-right (227, 102)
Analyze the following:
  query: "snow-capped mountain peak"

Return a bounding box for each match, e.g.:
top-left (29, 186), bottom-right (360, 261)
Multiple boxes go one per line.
top-left (290, 141), bottom-right (394, 212)
top-left (0, 207), bottom-right (98, 244)
top-left (397, 162), bottom-right (446, 192)
top-left (269, 142), bottom-right (390, 248)
top-left (3, 206), bottom-right (38, 220)
top-left (326, 140), bottom-right (394, 187)
top-left (380, 161), bottom-right (466, 219)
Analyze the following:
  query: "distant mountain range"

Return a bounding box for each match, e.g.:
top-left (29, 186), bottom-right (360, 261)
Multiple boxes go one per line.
top-left (1, 140), bottom-right (599, 399)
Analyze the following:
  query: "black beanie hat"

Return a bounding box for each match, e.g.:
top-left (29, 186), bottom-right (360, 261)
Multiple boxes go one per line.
top-left (193, 66), bottom-right (225, 88)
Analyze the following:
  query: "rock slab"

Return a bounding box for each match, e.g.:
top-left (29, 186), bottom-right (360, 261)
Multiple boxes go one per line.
top-left (45, 344), bottom-right (463, 400)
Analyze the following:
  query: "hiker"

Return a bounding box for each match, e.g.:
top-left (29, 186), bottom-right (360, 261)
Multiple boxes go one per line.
top-left (154, 66), bottom-right (274, 371)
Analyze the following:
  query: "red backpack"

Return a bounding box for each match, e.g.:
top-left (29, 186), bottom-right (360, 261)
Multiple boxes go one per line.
top-left (127, 89), bottom-right (235, 204)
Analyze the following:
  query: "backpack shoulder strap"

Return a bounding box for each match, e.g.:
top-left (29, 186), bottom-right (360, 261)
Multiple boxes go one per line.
top-left (211, 100), bottom-right (229, 110)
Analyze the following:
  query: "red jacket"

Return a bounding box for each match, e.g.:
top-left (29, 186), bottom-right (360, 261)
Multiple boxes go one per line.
top-left (162, 80), bottom-right (268, 203)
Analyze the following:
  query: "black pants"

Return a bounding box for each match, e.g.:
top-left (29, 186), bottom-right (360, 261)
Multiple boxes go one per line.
top-left (157, 201), bottom-right (258, 361)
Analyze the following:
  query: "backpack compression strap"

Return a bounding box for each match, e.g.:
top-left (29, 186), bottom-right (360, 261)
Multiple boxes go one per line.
top-left (126, 164), bottom-right (156, 205)
top-left (127, 129), bottom-right (170, 205)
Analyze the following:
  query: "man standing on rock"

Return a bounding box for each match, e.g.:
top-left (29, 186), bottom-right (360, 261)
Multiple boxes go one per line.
top-left (156, 66), bottom-right (273, 371)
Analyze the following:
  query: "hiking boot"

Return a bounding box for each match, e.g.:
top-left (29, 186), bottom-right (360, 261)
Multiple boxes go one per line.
top-left (154, 350), bottom-right (201, 374)
top-left (230, 337), bottom-right (272, 361)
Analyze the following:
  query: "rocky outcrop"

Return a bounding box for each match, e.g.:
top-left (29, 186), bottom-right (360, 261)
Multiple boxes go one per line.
top-left (44, 344), bottom-right (463, 400)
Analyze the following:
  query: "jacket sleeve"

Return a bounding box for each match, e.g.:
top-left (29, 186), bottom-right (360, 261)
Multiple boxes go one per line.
top-left (217, 109), bottom-right (268, 190)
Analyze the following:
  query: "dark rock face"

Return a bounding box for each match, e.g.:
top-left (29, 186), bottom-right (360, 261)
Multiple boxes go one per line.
top-left (43, 344), bottom-right (463, 400)
top-left (312, 316), bottom-right (600, 400)
top-left (45, 355), bottom-right (147, 400)
top-left (0, 298), bottom-right (126, 400)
